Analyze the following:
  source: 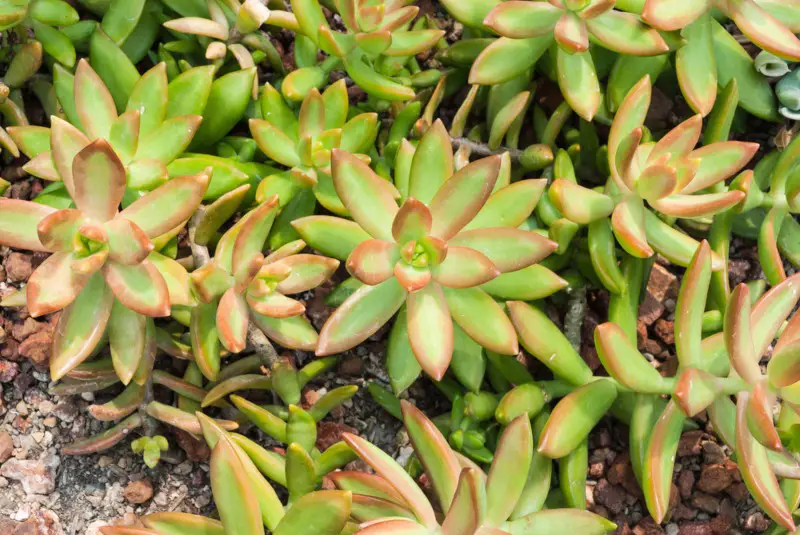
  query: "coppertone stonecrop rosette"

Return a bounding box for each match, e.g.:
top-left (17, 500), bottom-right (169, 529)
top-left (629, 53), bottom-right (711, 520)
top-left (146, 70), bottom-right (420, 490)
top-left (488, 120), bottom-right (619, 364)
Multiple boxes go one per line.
top-left (286, 0), bottom-right (445, 101)
top-left (190, 195), bottom-right (339, 380)
top-left (462, 0), bottom-right (668, 120)
top-left (0, 139), bottom-right (208, 383)
top-left (549, 75), bottom-right (756, 270)
top-left (294, 120), bottom-right (557, 388)
top-left (9, 59), bottom-right (202, 193)
top-left (593, 242), bottom-right (800, 531)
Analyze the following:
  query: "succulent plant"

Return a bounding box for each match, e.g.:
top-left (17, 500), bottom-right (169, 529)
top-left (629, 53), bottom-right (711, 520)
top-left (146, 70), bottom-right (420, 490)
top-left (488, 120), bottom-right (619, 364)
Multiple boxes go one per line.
top-left (216, 390), bottom-right (361, 496)
top-left (731, 133), bottom-right (800, 287)
top-left (592, 242), bottom-right (800, 531)
top-left (283, 0), bottom-right (444, 102)
top-left (605, 2), bottom-right (788, 120)
top-left (131, 435), bottom-right (169, 468)
top-left (446, 0), bottom-right (668, 121)
top-left (335, 399), bottom-right (615, 534)
top-left (249, 79), bottom-right (379, 247)
top-left (102, 411), bottom-right (355, 535)
top-left (7, 59), bottom-right (203, 201)
top-left (0, 140), bottom-right (208, 382)
top-left (548, 75), bottom-right (756, 280)
top-left (1, 0), bottom-right (79, 69)
top-left (189, 197), bottom-right (339, 381)
top-left (293, 123), bottom-right (559, 391)
top-left (642, 0), bottom-right (800, 62)
top-left (162, 0), bottom-right (293, 97)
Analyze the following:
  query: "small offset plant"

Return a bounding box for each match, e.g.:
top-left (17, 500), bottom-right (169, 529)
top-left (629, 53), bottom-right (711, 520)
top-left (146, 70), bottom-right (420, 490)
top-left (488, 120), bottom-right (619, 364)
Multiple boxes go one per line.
top-left (189, 196), bottom-right (339, 380)
top-left (283, 0), bottom-right (444, 102)
top-left (131, 435), bottom-right (169, 469)
top-left (548, 75), bottom-right (756, 280)
top-left (249, 79), bottom-right (379, 243)
top-left (446, 0), bottom-right (668, 121)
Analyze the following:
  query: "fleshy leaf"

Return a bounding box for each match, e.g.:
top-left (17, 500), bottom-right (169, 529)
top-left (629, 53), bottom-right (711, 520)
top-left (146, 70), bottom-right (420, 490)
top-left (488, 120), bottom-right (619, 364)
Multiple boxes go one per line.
top-left (408, 120), bottom-right (454, 205)
top-left (72, 139), bottom-right (126, 222)
top-left (429, 155), bottom-right (501, 240)
top-left (120, 171), bottom-right (210, 238)
top-left (317, 277), bottom-right (407, 355)
top-left (486, 415), bottom-right (533, 525)
top-left (332, 150), bottom-right (399, 241)
top-left (443, 286), bottom-right (518, 355)
top-left (402, 400), bottom-right (461, 511)
top-left (347, 239), bottom-right (400, 285)
top-left (343, 432), bottom-right (437, 529)
top-left (51, 272), bottom-right (114, 381)
top-left (0, 199), bottom-right (56, 252)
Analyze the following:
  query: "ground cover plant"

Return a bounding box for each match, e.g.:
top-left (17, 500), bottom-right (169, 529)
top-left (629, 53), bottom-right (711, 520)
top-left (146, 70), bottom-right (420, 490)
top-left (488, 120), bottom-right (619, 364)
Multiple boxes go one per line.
top-left (0, 0), bottom-right (799, 534)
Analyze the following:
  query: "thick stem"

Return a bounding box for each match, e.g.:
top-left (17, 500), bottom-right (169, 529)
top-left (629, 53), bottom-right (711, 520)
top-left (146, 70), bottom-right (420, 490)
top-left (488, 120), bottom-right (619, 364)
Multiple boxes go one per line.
top-left (564, 284), bottom-right (588, 352)
top-left (188, 204), bottom-right (280, 377)
top-left (450, 136), bottom-right (524, 161)
top-left (247, 323), bottom-right (279, 369)
top-left (188, 207), bottom-right (211, 267)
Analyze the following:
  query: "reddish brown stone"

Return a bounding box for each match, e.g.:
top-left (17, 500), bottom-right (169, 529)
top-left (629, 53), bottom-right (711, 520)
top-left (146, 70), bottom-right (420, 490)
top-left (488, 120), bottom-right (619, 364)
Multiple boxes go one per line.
top-left (18, 330), bottom-right (52, 367)
top-left (637, 321), bottom-right (649, 350)
top-left (316, 421), bottom-right (357, 451)
top-left (654, 319), bottom-right (675, 345)
top-left (174, 429), bottom-right (210, 462)
top-left (0, 338), bottom-right (19, 361)
top-left (678, 470), bottom-right (694, 499)
top-left (607, 454), bottom-right (642, 498)
top-left (709, 513), bottom-right (732, 535)
top-left (11, 510), bottom-right (61, 535)
top-left (690, 491), bottom-right (720, 514)
top-left (643, 338), bottom-right (663, 356)
top-left (588, 461), bottom-right (605, 479)
top-left (723, 459), bottom-right (741, 482)
top-left (724, 482), bottom-right (748, 501)
top-left (647, 264), bottom-right (678, 301)
top-left (124, 480), bottom-right (154, 504)
top-left (671, 503), bottom-right (696, 521)
top-left (743, 512), bottom-right (770, 532)
top-left (593, 479), bottom-right (626, 514)
top-left (0, 431), bottom-right (12, 463)
top-left (302, 388), bottom-right (322, 409)
top-left (696, 464), bottom-right (731, 494)
top-left (0, 360), bottom-right (19, 383)
top-left (678, 521), bottom-right (714, 535)
top-left (677, 431), bottom-right (705, 457)
top-left (5, 253), bottom-right (33, 282)
top-left (633, 517), bottom-right (664, 535)
top-left (638, 293), bottom-right (665, 326)
top-left (11, 318), bottom-right (44, 342)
